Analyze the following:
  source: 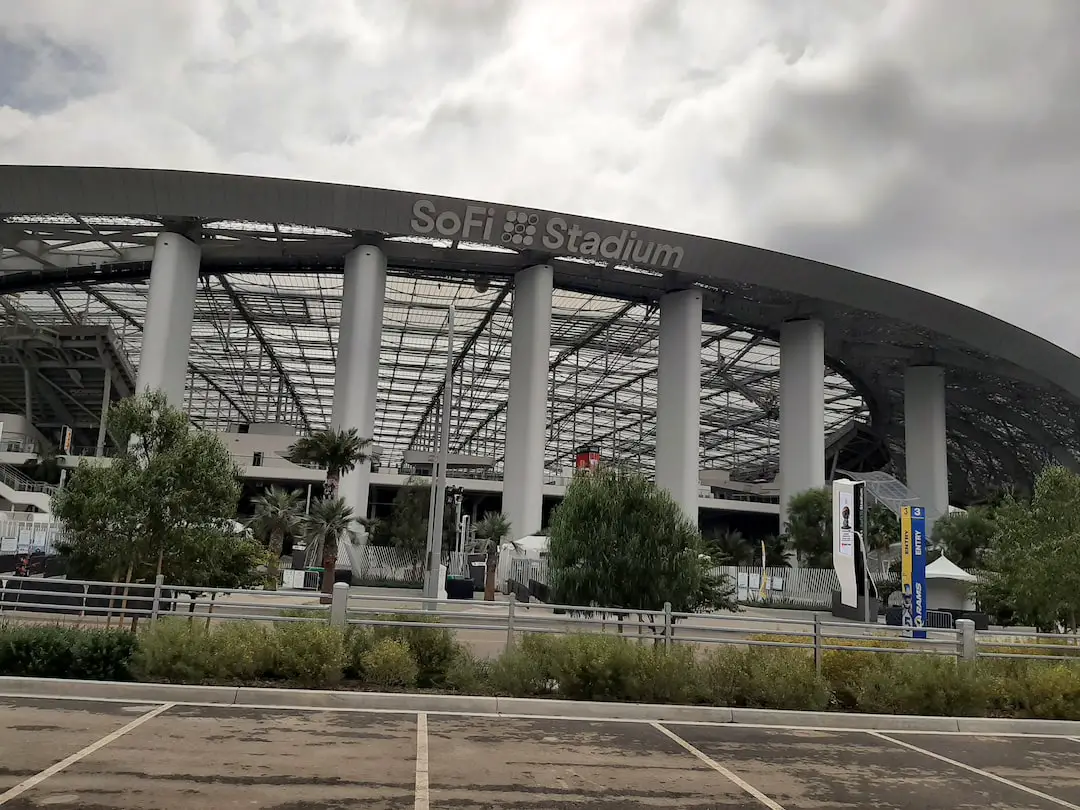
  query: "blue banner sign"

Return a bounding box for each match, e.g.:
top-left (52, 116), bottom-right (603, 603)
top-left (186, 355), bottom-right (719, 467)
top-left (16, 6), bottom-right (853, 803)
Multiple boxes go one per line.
top-left (900, 505), bottom-right (928, 639)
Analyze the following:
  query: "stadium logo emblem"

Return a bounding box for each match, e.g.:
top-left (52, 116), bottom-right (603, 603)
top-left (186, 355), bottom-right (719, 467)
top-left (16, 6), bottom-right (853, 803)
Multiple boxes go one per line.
top-left (502, 210), bottom-right (539, 247)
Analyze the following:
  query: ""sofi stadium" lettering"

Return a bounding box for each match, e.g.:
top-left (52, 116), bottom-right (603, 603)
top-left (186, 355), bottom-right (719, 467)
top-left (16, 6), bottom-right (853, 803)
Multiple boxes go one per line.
top-left (410, 200), bottom-right (684, 270)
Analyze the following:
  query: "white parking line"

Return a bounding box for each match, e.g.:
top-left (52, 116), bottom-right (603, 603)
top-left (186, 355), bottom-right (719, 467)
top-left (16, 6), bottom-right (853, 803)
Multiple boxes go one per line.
top-left (0, 702), bottom-right (174, 806)
top-left (651, 722), bottom-right (785, 810)
top-left (414, 712), bottom-right (429, 810)
top-left (2, 692), bottom-right (1079, 740)
top-left (871, 732), bottom-right (1080, 809)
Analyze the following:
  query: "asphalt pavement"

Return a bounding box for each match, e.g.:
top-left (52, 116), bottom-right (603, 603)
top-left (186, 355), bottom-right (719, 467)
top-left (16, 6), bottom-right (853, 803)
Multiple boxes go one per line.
top-left (1, 695), bottom-right (1079, 809)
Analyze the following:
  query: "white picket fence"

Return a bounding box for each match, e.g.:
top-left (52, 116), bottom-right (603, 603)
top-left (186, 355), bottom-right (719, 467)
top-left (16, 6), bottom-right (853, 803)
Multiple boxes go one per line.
top-left (349, 545), bottom-right (425, 586)
top-left (0, 520), bottom-right (63, 556)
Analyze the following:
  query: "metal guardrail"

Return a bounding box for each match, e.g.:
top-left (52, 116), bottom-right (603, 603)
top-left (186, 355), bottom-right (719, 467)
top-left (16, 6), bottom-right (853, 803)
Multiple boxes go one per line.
top-left (0, 464), bottom-right (56, 495)
top-left (4, 574), bottom-right (1079, 668)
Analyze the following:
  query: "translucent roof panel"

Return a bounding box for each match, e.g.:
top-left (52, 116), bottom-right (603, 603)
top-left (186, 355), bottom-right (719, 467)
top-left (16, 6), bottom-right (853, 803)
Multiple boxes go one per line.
top-left (5, 273), bottom-right (867, 477)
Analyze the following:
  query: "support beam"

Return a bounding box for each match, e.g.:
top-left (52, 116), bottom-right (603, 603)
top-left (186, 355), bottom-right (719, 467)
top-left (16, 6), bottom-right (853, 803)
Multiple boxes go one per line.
top-left (904, 365), bottom-right (949, 530)
top-left (406, 285), bottom-right (510, 451)
top-left (137, 232), bottom-right (200, 406)
top-left (332, 245), bottom-right (387, 524)
top-left (216, 275), bottom-right (312, 432)
top-left (656, 289), bottom-right (702, 522)
top-left (97, 367), bottom-right (112, 456)
top-left (452, 300), bottom-right (637, 453)
top-left (779, 319), bottom-right (825, 534)
top-left (503, 264), bottom-right (553, 539)
top-left (82, 286), bottom-right (251, 422)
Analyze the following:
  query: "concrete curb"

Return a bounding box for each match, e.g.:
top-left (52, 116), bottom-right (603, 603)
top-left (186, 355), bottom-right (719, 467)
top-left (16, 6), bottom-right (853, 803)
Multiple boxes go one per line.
top-left (3, 677), bottom-right (1079, 734)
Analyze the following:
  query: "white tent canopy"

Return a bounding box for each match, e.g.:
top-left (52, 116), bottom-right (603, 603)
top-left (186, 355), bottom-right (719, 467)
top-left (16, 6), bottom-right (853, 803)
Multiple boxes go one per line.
top-left (925, 554), bottom-right (977, 582)
top-left (925, 554), bottom-right (977, 611)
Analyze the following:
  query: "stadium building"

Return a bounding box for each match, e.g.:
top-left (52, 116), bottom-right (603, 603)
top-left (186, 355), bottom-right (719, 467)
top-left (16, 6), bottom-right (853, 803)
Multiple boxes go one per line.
top-left (1, 165), bottom-right (1078, 550)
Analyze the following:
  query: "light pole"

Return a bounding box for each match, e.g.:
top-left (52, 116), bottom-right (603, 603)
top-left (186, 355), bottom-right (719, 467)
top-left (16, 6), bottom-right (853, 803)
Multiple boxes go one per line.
top-left (423, 305), bottom-right (455, 605)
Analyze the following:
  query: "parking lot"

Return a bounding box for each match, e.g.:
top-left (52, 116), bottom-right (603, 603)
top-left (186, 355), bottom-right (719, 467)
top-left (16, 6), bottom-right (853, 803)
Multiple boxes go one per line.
top-left (1, 696), bottom-right (1079, 809)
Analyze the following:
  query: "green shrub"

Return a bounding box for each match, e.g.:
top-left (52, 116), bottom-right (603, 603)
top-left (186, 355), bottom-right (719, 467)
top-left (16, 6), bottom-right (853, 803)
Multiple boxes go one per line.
top-left (0, 625), bottom-right (136, 681)
top-left (345, 626), bottom-right (376, 679)
top-left (848, 656), bottom-right (992, 716)
top-left (699, 646), bottom-right (829, 711)
top-left (272, 623), bottom-right (346, 687)
top-left (822, 649), bottom-right (886, 711)
top-left (68, 628), bottom-right (139, 681)
top-left (135, 619), bottom-right (213, 683)
top-left (397, 622), bottom-right (460, 688)
top-left (205, 622), bottom-right (275, 682)
top-left (489, 635), bottom-right (559, 697)
top-left (445, 651), bottom-right (494, 695)
top-left (548, 634), bottom-right (641, 701)
top-left (365, 615), bottom-right (463, 688)
top-left (627, 643), bottom-right (700, 705)
top-left (360, 638), bottom-right (419, 688)
top-left (1003, 661), bottom-right (1080, 719)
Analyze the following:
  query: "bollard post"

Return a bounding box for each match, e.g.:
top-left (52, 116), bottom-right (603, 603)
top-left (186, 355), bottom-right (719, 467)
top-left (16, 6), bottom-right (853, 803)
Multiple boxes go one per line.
top-left (663, 602), bottom-right (672, 649)
top-left (506, 594), bottom-right (517, 650)
top-left (330, 581), bottom-right (349, 627)
top-left (151, 574), bottom-right (164, 622)
top-left (813, 613), bottom-right (823, 675)
top-left (956, 618), bottom-right (976, 661)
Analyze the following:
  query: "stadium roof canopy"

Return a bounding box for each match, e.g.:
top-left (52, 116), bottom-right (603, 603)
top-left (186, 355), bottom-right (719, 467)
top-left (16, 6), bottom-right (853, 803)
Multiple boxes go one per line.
top-left (0, 165), bottom-right (1077, 505)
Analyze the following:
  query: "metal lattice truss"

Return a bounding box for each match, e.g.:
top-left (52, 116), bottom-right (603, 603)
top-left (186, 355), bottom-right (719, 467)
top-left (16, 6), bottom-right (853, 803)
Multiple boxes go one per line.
top-left (2, 211), bottom-right (1078, 502)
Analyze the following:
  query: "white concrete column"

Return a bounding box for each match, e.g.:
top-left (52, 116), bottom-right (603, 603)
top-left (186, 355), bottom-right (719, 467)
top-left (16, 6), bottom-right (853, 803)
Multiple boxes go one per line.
top-left (332, 245), bottom-right (387, 523)
top-left (656, 288), bottom-right (702, 523)
top-left (779, 318), bottom-right (826, 532)
top-left (137, 232), bottom-right (200, 406)
top-left (904, 365), bottom-right (949, 530)
top-left (503, 264), bottom-right (553, 540)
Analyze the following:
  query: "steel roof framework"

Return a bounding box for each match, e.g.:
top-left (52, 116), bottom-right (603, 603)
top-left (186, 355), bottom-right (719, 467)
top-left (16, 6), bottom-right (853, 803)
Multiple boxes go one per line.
top-left (1, 208), bottom-right (1074, 500)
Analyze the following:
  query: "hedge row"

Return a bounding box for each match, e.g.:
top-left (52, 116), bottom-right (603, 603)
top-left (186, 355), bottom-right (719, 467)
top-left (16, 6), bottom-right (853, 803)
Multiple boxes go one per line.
top-left (2, 620), bottom-right (1080, 720)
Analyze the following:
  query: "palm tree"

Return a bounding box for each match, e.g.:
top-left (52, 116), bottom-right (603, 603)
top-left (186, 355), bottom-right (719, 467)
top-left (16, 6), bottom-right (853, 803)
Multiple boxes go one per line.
top-left (286, 428), bottom-right (370, 501)
top-left (706, 528), bottom-right (754, 566)
top-left (761, 534), bottom-right (791, 568)
top-left (304, 496), bottom-right (357, 596)
top-left (473, 511), bottom-right (514, 602)
top-left (248, 487), bottom-right (303, 590)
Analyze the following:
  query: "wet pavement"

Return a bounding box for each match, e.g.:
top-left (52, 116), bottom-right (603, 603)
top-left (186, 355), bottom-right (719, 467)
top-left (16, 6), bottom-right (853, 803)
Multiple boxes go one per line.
top-left (1, 695), bottom-right (1078, 808)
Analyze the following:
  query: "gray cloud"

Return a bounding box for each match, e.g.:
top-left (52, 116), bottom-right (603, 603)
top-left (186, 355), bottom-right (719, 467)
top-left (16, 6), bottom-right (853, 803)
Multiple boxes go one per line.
top-left (0, 0), bottom-right (1078, 350)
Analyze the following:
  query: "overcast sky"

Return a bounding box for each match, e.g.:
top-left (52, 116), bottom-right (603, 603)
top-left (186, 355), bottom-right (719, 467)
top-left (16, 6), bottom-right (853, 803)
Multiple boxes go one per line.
top-left (1, 0), bottom-right (1078, 350)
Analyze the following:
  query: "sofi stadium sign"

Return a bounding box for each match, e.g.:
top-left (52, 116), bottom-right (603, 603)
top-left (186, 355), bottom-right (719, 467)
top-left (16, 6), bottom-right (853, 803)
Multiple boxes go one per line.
top-left (410, 200), bottom-right (685, 270)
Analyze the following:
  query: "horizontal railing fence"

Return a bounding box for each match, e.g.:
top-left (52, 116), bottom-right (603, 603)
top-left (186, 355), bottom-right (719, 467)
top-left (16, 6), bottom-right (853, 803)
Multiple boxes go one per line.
top-left (3, 573), bottom-right (1078, 666)
top-left (0, 575), bottom-right (330, 624)
top-left (504, 559), bottom-right (893, 611)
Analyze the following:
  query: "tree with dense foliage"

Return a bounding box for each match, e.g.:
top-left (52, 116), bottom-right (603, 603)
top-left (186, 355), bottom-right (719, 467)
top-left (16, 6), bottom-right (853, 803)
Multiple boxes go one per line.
top-left (785, 488), bottom-right (899, 566)
top-left (546, 467), bottom-right (735, 613)
top-left (932, 507), bottom-right (997, 570)
top-left (784, 487), bottom-right (833, 567)
top-left (473, 511), bottom-right (513, 601)
top-left (21, 439), bottom-right (64, 486)
top-left (304, 496), bottom-right (358, 595)
top-left (866, 504), bottom-right (900, 552)
top-left (286, 427), bottom-right (369, 500)
top-left (375, 477), bottom-right (459, 559)
top-left (53, 391), bottom-right (244, 587)
top-left (248, 486), bottom-right (304, 590)
top-left (979, 466), bottom-right (1080, 632)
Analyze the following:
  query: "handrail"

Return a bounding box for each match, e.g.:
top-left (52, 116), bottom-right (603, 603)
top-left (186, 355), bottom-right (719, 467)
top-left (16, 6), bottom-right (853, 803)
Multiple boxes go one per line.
top-left (3, 573), bottom-right (1078, 663)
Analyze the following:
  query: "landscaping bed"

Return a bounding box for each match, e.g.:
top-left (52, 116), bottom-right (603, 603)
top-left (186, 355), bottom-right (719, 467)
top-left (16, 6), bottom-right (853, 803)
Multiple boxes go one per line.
top-left (1, 619), bottom-right (1079, 720)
